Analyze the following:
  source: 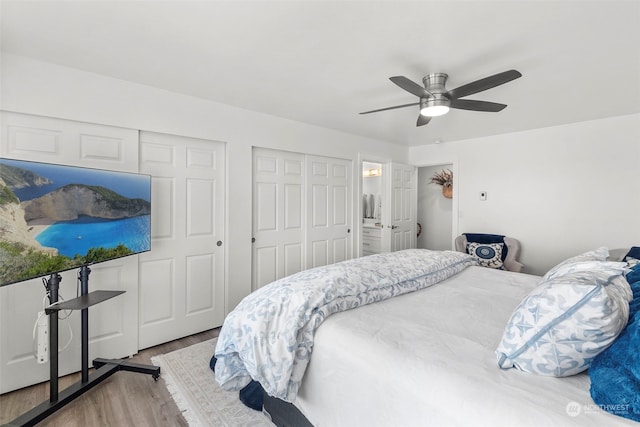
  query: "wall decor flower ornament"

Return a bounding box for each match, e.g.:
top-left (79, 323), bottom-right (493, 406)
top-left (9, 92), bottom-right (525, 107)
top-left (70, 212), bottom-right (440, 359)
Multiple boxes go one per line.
top-left (430, 169), bottom-right (453, 199)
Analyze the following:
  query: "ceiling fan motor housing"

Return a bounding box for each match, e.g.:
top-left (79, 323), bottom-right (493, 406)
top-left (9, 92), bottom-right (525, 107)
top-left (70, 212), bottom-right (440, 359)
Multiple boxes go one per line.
top-left (421, 73), bottom-right (450, 115)
top-left (422, 73), bottom-right (448, 94)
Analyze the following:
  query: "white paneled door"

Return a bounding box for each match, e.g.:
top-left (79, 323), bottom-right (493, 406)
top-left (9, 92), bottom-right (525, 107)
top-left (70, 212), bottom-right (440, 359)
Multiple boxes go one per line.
top-left (251, 149), bottom-right (352, 290)
top-left (387, 162), bottom-right (417, 252)
top-left (252, 148), bottom-right (305, 289)
top-left (306, 155), bottom-right (352, 268)
top-left (138, 132), bottom-right (225, 349)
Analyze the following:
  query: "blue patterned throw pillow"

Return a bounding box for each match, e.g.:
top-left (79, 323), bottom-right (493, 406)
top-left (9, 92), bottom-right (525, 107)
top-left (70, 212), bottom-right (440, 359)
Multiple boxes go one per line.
top-left (467, 242), bottom-right (504, 269)
top-left (496, 268), bottom-right (630, 377)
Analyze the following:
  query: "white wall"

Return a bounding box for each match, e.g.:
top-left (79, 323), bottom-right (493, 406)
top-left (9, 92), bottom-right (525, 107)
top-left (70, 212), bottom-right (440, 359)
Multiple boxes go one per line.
top-left (417, 165), bottom-right (453, 251)
top-left (0, 53), bottom-right (409, 311)
top-left (409, 114), bottom-right (640, 275)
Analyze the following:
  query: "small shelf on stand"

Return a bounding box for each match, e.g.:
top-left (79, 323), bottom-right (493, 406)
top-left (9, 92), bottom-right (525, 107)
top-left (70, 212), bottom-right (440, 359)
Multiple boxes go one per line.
top-left (45, 290), bottom-right (125, 313)
top-left (6, 267), bottom-right (160, 427)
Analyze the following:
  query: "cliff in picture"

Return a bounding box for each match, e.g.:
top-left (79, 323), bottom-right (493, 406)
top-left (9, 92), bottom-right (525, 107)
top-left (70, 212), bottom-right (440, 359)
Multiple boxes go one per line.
top-left (0, 158), bottom-right (151, 287)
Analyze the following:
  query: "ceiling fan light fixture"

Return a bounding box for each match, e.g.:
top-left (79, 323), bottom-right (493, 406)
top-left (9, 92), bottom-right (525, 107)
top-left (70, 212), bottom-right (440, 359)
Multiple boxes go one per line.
top-left (420, 105), bottom-right (450, 117)
top-left (361, 69), bottom-right (521, 127)
top-left (420, 96), bottom-right (450, 117)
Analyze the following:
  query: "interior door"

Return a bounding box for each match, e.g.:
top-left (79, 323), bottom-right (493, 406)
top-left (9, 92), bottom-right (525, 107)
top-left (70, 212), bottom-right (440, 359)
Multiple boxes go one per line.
top-left (252, 148), bottom-right (305, 290)
top-left (138, 132), bottom-right (225, 349)
top-left (0, 112), bottom-right (140, 393)
top-left (306, 155), bottom-right (353, 268)
top-left (251, 149), bottom-right (353, 284)
top-left (387, 162), bottom-right (417, 251)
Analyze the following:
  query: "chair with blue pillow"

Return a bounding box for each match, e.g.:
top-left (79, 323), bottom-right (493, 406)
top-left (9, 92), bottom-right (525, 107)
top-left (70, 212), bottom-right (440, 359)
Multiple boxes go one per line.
top-left (454, 233), bottom-right (523, 272)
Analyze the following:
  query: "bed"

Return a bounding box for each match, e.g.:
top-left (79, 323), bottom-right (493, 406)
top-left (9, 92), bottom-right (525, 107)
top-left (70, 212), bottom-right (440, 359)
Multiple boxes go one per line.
top-left (212, 248), bottom-right (640, 426)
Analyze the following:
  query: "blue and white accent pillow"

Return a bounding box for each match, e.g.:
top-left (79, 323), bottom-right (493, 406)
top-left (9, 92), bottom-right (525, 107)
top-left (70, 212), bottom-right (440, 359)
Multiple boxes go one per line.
top-left (467, 242), bottom-right (504, 269)
top-left (496, 267), bottom-right (630, 377)
top-left (543, 247), bottom-right (609, 280)
top-left (544, 260), bottom-right (631, 283)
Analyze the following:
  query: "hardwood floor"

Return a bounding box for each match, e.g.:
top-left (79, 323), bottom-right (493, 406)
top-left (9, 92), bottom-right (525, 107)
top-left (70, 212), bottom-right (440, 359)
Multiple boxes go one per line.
top-left (0, 328), bottom-right (220, 426)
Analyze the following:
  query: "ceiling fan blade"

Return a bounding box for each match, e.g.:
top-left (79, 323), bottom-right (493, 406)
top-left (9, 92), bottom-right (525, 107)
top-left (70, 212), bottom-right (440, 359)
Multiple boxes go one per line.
top-left (416, 114), bottom-right (432, 127)
top-left (360, 102), bottom-right (420, 115)
top-left (447, 69), bottom-right (522, 100)
top-left (449, 99), bottom-right (507, 112)
top-left (389, 76), bottom-right (432, 98)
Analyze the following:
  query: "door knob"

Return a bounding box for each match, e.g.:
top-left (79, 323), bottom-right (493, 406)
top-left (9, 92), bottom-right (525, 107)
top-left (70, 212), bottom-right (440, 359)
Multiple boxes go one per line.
top-left (388, 225), bottom-right (399, 229)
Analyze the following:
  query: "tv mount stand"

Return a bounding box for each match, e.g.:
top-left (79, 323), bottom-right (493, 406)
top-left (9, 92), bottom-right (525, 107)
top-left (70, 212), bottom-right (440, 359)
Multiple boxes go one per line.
top-left (7, 266), bottom-right (160, 427)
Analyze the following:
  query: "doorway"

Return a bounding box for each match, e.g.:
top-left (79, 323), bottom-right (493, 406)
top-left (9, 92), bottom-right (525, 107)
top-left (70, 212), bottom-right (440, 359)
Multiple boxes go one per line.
top-left (417, 164), bottom-right (453, 250)
top-left (360, 160), bottom-right (417, 256)
top-left (361, 161), bottom-right (383, 256)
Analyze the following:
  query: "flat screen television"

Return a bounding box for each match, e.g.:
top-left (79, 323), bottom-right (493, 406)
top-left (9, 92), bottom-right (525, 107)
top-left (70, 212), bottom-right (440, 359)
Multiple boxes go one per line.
top-left (0, 158), bottom-right (151, 287)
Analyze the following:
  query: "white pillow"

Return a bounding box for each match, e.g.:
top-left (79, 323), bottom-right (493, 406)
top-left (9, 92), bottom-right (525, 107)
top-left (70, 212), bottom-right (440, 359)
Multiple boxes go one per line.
top-left (543, 260), bottom-right (628, 281)
top-left (543, 247), bottom-right (610, 280)
top-left (496, 269), bottom-right (631, 377)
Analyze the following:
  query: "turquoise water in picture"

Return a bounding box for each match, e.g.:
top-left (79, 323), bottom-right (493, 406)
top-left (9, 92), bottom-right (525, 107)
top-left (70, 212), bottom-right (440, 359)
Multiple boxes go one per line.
top-left (36, 215), bottom-right (151, 258)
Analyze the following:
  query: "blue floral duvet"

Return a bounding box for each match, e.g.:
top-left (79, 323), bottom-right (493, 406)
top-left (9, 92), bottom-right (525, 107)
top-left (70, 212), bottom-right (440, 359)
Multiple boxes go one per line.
top-left (213, 249), bottom-right (476, 402)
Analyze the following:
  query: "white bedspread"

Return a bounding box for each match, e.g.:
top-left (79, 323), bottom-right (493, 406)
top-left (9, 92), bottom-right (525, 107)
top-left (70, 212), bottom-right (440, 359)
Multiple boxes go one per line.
top-left (215, 249), bottom-right (475, 402)
top-left (294, 266), bottom-right (636, 427)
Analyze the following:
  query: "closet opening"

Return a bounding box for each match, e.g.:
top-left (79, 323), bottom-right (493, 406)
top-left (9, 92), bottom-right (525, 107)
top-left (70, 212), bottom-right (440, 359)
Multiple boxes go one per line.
top-left (361, 161), bottom-right (383, 256)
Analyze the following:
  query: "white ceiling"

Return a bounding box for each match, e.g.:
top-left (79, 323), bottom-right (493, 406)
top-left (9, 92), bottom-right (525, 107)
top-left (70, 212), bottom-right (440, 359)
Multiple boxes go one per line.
top-left (1, 1), bottom-right (639, 146)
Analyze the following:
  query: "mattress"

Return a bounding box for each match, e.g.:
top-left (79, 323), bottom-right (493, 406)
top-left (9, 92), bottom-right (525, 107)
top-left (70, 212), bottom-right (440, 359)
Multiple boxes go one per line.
top-left (292, 266), bottom-right (635, 426)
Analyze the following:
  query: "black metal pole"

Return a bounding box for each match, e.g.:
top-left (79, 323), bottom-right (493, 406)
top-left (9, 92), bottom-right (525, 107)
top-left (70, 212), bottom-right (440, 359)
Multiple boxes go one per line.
top-left (79, 265), bottom-right (91, 383)
top-left (9, 269), bottom-right (158, 426)
top-left (47, 273), bottom-right (62, 403)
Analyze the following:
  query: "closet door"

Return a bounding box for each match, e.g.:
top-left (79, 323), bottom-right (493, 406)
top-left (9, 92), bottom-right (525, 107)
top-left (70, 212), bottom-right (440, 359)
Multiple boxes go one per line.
top-left (252, 148), bottom-right (305, 289)
top-left (138, 132), bottom-right (225, 349)
top-left (0, 112), bottom-right (139, 393)
top-left (387, 162), bottom-right (417, 252)
top-left (306, 155), bottom-right (352, 268)
top-left (251, 149), bottom-right (353, 289)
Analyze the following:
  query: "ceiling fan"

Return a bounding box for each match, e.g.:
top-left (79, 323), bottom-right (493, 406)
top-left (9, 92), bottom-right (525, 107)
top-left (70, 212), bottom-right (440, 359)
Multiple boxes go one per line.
top-left (360, 69), bottom-right (522, 126)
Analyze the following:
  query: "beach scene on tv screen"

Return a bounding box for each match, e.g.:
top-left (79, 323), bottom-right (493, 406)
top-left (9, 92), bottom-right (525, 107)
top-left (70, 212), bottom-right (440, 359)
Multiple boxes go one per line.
top-left (0, 158), bottom-right (151, 286)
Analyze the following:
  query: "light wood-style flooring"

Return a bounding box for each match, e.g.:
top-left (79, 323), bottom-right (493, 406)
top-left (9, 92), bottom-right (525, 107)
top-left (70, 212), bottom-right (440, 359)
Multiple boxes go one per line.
top-left (0, 328), bottom-right (220, 426)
